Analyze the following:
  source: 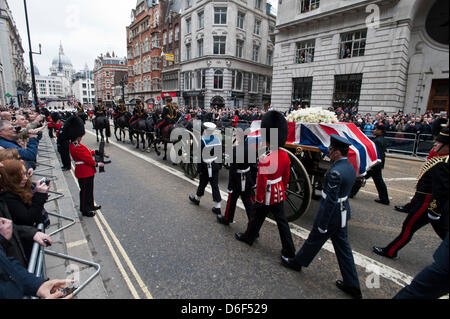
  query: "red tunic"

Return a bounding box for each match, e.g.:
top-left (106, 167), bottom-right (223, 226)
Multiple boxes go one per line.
top-left (54, 122), bottom-right (62, 137)
top-left (255, 150), bottom-right (291, 205)
top-left (47, 116), bottom-right (54, 128)
top-left (69, 142), bottom-right (97, 179)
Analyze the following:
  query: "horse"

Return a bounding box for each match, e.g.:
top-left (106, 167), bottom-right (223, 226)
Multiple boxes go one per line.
top-left (129, 114), bottom-right (155, 150)
top-left (93, 115), bottom-right (111, 143)
top-left (114, 112), bottom-right (132, 142)
top-left (152, 116), bottom-right (192, 161)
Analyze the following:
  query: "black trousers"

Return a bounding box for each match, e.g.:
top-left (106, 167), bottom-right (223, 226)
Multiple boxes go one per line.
top-left (78, 176), bottom-right (95, 213)
top-left (366, 164), bottom-right (389, 203)
top-left (196, 171), bottom-right (221, 203)
top-left (58, 139), bottom-right (71, 169)
top-left (244, 202), bottom-right (296, 258)
top-left (224, 190), bottom-right (254, 223)
top-left (48, 127), bottom-right (54, 138)
top-left (384, 193), bottom-right (446, 257)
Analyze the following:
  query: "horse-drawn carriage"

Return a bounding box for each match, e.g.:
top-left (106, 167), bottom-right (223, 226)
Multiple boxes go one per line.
top-left (176, 117), bottom-right (380, 222)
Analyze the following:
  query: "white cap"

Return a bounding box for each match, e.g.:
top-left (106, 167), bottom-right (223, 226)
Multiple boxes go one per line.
top-left (203, 122), bottom-right (217, 130)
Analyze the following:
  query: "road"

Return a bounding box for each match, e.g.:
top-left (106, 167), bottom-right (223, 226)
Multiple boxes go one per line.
top-left (63, 124), bottom-right (442, 299)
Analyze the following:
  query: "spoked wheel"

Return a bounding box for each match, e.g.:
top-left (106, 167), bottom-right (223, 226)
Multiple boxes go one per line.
top-left (281, 147), bottom-right (312, 222)
top-left (173, 130), bottom-right (199, 180)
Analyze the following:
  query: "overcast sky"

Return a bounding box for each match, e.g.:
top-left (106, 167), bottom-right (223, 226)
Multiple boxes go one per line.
top-left (8, 0), bottom-right (277, 75)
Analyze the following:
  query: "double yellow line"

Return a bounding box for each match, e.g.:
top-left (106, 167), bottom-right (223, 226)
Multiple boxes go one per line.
top-left (69, 168), bottom-right (153, 299)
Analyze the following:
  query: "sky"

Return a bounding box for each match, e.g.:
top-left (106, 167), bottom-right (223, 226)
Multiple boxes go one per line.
top-left (8, 0), bottom-right (278, 76)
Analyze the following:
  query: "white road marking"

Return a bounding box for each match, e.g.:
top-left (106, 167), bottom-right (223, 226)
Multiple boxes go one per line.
top-left (86, 130), bottom-right (415, 288)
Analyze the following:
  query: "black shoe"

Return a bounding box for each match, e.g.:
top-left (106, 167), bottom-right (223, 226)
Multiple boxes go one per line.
top-left (212, 207), bottom-right (221, 215)
top-left (82, 211), bottom-right (96, 217)
top-left (217, 215), bottom-right (230, 226)
top-left (61, 167), bottom-right (71, 171)
top-left (336, 280), bottom-right (362, 299)
top-left (281, 255), bottom-right (302, 272)
top-left (235, 232), bottom-right (253, 246)
top-left (373, 246), bottom-right (398, 259)
top-left (92, 205), bottom-right (102, 211)
top-left (395, 205), bottom-right (408, 213)
top-left (375, 199), bottom-right (390, 206)
top-left (189, 195), bottom-right (200, 205)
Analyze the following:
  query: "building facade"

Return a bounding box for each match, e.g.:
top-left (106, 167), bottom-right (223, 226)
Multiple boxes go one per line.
top-left (127, 0), bottom-right (164, 108)
top-left (180, 0), bottom-right (276, 109)
top-left (48, 43), bottom-right (76, 99)
top-left (94, 52), bottom-right (127, 105)
top-left (0, 0), bottom-right (27, 107)
top-left (272, 0), bottom-right (449, 115)
top-left (72, 66), bottom-right (96, 105)
top-left (35, 75), bottom-right (64, 100)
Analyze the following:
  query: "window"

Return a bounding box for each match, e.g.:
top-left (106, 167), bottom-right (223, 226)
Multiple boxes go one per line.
top-left (196, 69), bottom-right (206, 89)
top-left (232, 70), bottom-right (243, 91)
top-left (213, 36), bottom-right (226, 55)
top-left (174, 48), bottom-right (180, 63)
top-left (267, 49), bottom-right (273, 66)
top-left (300, 0), bottom-right (320, 13)
top-left (292, 77), bottom-right (313, 108)
top-left (82, 83), bottom-right (87, 88)
top-left (214, 70), bottom-right (224, 89)
top-left (186, 0), bottom-right (192, 8)
top-left (264, 76), bottom-right (272, 94)
top-left (236, 39), bottom-right (244, 58)
top-left (153, 78), bottom-right (161, 91)
top-left (237, 11), bottom-right (245, 29)
top-left (198, 11), bottom-right (204, 29)
top-left (340, 29), bottom-right (367, 59)
top-left (184, 72), bottom-right (194, 90)
top-left (169, 30), bottom-right (173, 43)
top-left (254, 19), bottom-right (261, 35)
top-left (198, 39), bottom-right (204, 57)
top-left (333, 74), bottom-right (363, 111)
top-left (255, 0), bottom-right (262, 9)
top-left (152, 56), bottom-right (160, 70)
top-left (175, 26), bottom-right (180, 41)
top-left (186, 43), bottom-right (192, 60)
top-left (214, 7), bottom-right (227, 25)
top-left (186, 18), bottom-right (192, 34)
top-left (252, 45), bottom-right (260, 62)
top-left (296, 39), bottom-right (315, 64)
top-left (248, 73), bottom-right (259, 93)
top-left (152, 33), bottom-right (159, 48)
top-left (163, 32), bottom-right (167, 45)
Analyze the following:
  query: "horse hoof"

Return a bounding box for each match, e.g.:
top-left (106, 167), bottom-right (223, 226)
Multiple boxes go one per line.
top-left (163, 156), bottom-right (167, 161)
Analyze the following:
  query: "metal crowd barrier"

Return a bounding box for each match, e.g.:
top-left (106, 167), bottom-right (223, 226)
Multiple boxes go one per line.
top-left (367, 131), bottom-right (433, 157)
top-left (24, 136), bottom-right (101, 299)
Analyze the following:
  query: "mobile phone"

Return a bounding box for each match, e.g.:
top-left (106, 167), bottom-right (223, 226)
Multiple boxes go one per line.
top-left (60, 286), bottom-right (76, 298)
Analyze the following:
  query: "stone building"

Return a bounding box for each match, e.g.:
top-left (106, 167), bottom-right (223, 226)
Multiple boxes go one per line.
top-left (180, 0), bottom-right (276, 109)
top-left (272, 0), bottom-right (449, 115)
top-left (72, 65), bottom-right (96, 105)
top-left (0, 0), bottom-right (27, 107)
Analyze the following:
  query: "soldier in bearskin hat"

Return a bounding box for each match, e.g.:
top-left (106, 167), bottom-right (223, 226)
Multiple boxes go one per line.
top-left (234, 110), bottom-right (297, 259)
top-left (64, 116), bottom-right (104, 217)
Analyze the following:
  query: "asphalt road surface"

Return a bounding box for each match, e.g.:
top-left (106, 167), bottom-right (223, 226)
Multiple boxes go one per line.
top-left (63, 124), bottom-right (442, 299)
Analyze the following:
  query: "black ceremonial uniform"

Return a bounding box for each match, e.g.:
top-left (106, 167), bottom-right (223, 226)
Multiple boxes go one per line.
top-left (217, 141), bottom-right (257, 225)
top-left (56, 119), bottom-right (72, 170)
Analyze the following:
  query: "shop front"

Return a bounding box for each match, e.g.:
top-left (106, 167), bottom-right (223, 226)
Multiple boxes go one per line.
top-left (183, 90), bottom-right (205, 109)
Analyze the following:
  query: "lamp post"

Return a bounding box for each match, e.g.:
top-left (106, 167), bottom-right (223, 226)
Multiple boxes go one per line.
top-left (23, 0), bottom-right (41, 112)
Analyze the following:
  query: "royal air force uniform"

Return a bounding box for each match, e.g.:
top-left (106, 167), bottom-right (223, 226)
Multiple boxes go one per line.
top-left (64, 116), bottom-right (102, 218)
top-left (235, 111), bottom-right (296, 259)
top-left (189, 123), bottom-right (223, 214)
top-left (281, 134), bottom-right (362, 299)
top-left (374, 128), bottom-right (449, 259)
top-left (217, 139), bottom-right (258, 225)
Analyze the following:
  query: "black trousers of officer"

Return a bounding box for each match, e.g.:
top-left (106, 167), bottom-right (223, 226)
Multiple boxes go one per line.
top-left (58, 139), bottom-right (71, 169)
top-left (48, 127), bottom-right (54, 138)
top-left (78, 176), bottom-right (95, 213)
top-left (244, 202), bottom-right (296, 258)
top-left (366, 164), bottom-right (389, 203)
top-left (197, 171), bottom-right (221, 203)
top-left (293, 217), bottom-right (361, 290)
top-left (383, 193), bottom-right (447, 258)
top-left (224, 190), bottom-right (253, 223)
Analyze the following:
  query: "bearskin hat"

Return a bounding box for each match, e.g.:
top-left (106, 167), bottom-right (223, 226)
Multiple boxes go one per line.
top-left (261, 110), bottom-right (289, 147)
top-left (64, 116), bottom-right (85, 142)
top-left (432, 118), bottom-right (448, 137)
top-left (51, 112), bottom-right (60, 122)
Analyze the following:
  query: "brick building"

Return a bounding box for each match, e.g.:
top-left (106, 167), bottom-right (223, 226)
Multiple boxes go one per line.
top-left (93, 52), bottom-right (127, 105)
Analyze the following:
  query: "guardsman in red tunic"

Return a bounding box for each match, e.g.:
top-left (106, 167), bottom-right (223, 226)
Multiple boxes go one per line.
top-left (64, 116), bottom-right (104, 217)
top-left (235, 111), bottom-right (296, 259)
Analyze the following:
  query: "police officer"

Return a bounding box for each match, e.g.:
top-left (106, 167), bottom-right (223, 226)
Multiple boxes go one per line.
top-left (281, 135), bottom-right (362, 299)
top-left (189, 122), bottom-right (223, 214)
top-left (373, 128), bottom-right (449, 259)
top-left (217, 130), bottom-right (258, 226)
top-left (64, 116), bottom-right (104, 217)
top-left (235, 111), bottom-right (296, 259)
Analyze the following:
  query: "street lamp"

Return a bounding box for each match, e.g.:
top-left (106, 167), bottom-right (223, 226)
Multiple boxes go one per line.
top-left (119, 74), bottom-right (128, 103)
top-left (23, 0), bottom-right (41, 112)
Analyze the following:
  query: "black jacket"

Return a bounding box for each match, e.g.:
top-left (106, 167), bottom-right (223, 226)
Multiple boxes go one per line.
top-left (0, 191), bottom-right (48, 227)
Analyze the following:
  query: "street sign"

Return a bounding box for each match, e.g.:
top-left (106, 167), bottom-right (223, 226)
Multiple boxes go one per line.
top-left (5, 93), bottom-right (11, 98)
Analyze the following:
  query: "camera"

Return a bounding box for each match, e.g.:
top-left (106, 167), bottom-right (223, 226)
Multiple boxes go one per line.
top-left (14, 126), bottom-right (22, 133)
top-left (40, 178), bottom-right (51, 186)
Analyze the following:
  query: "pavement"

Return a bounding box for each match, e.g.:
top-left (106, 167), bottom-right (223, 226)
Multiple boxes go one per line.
top-left (37, 133), bottom-right (107, 299)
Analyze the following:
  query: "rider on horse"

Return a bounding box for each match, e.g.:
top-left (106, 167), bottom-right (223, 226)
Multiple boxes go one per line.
top-left (114, 99), bottom-right (127, 121)
top-left (156, 98), bottom-right (180, 139)
top-left (76, 102), bottom-right (87, 123)
top-left (130, 99), bottom-right (147, 126)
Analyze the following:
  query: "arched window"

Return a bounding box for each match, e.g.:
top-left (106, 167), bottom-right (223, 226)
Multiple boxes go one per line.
top-left (232, 70), bottom-right (243, 91)
top-left (214, 70), bottom-right (223, 89)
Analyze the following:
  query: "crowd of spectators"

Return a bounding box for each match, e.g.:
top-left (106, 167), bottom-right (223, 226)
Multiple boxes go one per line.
top-left (0, 105), bottom-right (72, 299)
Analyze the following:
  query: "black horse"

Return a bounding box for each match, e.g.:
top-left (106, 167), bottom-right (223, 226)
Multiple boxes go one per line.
top-left (93, 115), bottom-right (111, 143)
top-left (130, 114), bottom-right (155, 150)
top-left (152, 116), bottom-right (191, 161)
top-left (114, 112), bottom-right (132, 142)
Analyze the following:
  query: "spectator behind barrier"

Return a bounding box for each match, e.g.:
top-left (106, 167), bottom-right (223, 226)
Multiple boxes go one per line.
top-left (0, 120), bottom-right (39, 170)
top-left (0, 219), bottom-right (72, 299)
